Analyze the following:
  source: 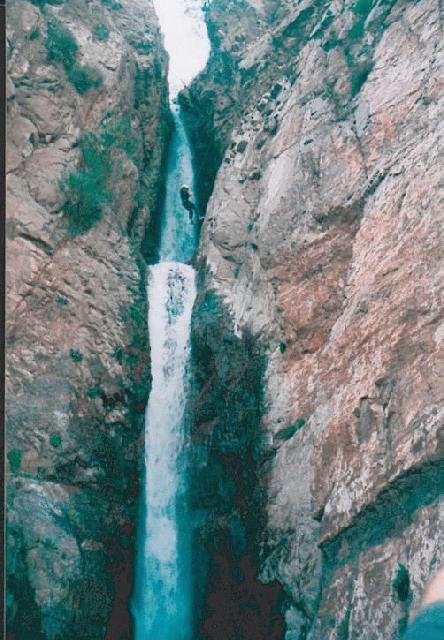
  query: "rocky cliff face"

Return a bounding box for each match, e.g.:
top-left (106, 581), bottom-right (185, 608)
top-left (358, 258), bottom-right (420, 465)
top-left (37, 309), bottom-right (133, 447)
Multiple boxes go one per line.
top-left (6, 1), bottom-right (168, 638)
top-left (187, 1), bottom-right (444, 638)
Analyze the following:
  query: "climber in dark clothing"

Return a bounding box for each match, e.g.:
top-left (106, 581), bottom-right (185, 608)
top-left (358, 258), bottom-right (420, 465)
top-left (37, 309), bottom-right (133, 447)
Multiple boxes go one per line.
top-left (179, 185), bottom-right (196, 222)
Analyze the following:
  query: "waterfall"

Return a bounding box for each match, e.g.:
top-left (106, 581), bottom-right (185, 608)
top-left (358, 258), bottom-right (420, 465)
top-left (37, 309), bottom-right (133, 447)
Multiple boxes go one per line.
top-left (131, 1), bottom-right (209, 638)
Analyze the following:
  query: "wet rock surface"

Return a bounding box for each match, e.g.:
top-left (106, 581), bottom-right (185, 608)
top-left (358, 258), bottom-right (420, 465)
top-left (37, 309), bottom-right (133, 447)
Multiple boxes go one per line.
top-left (189, 1), bottom-right (444, 638)
top-left (6, 1), bottom-right (169, 637)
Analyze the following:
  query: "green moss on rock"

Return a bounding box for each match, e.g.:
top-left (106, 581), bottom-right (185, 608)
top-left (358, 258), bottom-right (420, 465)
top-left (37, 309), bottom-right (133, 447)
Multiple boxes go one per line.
top-left (49, 434), bottom-right (62, 449)
top-left (69, 348), bottom-right (83, 363)
top-left (7, 450), bottom-right (22, 474)
top-left (45, 20), bottom-right (102, 95)
top-left (277, 418), bottom-right (306, 441)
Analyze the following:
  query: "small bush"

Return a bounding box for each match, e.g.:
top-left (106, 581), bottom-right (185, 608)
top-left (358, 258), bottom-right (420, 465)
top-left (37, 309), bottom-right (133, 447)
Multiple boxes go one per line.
top-left (61, 133), bottom-right (110, 235)
top-left (130, 39), bottom-right (152, 54)
top-left (67, 64), bottom-right (103, 94)
top-left (46, 20), bottom-right (78, 69)
top-left (350, 62), bottom-right (373, 96)
top-left (69, 348), bottom-right (83, 363)
top-left (42, 538), bottom-right (57, 550)
top-left (352, 0), bottom-right (374, 16)
top-left (101, 113), bottom-right (140, 160)
top-left (87, 386), bottom-right (101, 399)
top-left (46, 20), bottom-right (102, 95)
top-left (278, 418), bottom-right (306, 441)
top-left (93, 23), bottom-right (110, 42)
top-left (337, 609), bottom-right (351, 640)
top-left (30, 0), bottom-right (64, 6)
top-left (112, 346), bottom-right (124, 364)
top-left (29, 29), bottom-right (41, 41)
top-left (49, 434), bottom-right (62, 448)
top-left (61, 114), bottom-right (141, 235)
top-left (100, 0), bottom-right (123, 10)
top-left (348, 18), bottom-right (366, 42)
top-left (392, 564), bottom-right (410, 602)
top-left (7, 449), bottom-right (22, 474)
top-left (57, 295), bottom-right (69, 306)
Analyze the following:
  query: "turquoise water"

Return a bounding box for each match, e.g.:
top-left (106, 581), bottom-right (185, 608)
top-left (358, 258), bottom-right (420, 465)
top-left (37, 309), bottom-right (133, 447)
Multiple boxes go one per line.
top-left (131, 2), bottom-right (209, 638)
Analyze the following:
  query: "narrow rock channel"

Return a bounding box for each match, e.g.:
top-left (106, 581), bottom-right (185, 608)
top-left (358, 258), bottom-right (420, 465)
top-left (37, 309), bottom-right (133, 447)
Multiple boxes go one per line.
top-left (131, 2), bottom-right (209, 638)
top-left (5, 1), bottom-right (443, 639)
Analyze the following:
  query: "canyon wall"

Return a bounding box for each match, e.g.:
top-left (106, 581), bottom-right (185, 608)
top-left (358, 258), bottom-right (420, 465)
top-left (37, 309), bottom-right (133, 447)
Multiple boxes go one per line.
top-left (5, 1), bottom-right (169, 637)
top-left (187, 1), bottom-right (444, 638)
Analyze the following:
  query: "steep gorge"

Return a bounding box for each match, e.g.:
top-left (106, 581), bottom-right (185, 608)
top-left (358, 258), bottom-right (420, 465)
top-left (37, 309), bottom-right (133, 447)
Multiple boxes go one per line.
top-left (6, 1), bottom-right (169, 637)
top-left (5, 0), bottom-right (444, 639)
top-left (186, 1), bottom-right (444, 639)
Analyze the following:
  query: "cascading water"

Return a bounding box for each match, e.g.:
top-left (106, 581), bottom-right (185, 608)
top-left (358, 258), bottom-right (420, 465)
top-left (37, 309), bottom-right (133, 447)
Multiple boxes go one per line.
top-left (131, 2), bottom-right (209, 639)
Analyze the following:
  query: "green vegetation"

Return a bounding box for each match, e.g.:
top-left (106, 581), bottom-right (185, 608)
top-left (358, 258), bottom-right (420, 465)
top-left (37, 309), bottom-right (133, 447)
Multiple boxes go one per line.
top-left (45, 20), bottom-right (102, 94)
top-left (345, 45), bottom-right (373, 96)
top-left (93, 23), bottom-right (110, 42)
top-left (56, 295), bottom-right (69, 306)
top-left (126, 37), bottom-right (152, 54)
top-left (278, 418), bottom-right (306, 441)
top-left (30, 0), bottom-right (64, 6)
top-left (87, 386), bottom-right (101, 399)
top-left (392, 564), bottom-right (410, 602)
top-left (350, 62), bottom-right (373, 96)
top-left (337, 609), bottom-right (351, 640)
top-left (101, 113), bottom-right (141, 161)
top-left (321, 30), bottom-right (342, 52)
top-left (69, 348), bottom-right (83, 363)
top-left (279, 342), bottom-right (287, 354)
top-left (7, 449), bottom-right (22, 474)
top-left (61, 114), bottom-right (141, 235)
top-left (67, 65), bottom-right (102, 95)
top-left (29, 29), bottom-right (41, 41)
top-left (393, 564), bottom-right (411, 635)
top-left (111, 346), bottom-right (124, 364)
top-left (312, 9), bottom-right (335, 40)
top-left (49, 434), bottom-right (62, 448)
top-left (42, 538), bottom-right (57, 550)
top-left (352, 0), bottom-right (374, 16)
top-left (348, 0), bottom-right (374, 41)
top-left (61, 133), bottom-right (110, 235)
top-left (100, 0), bottom-right (123, 10)
top-left (46, 20), bottom-right (78, 68)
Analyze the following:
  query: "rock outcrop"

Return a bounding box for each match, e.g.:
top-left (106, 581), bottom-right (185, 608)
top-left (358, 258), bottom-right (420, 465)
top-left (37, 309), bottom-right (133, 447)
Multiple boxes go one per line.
top-left (6, 1), bottom-right (169, 637)
top-left (187, 1), bottom-right (444, 638)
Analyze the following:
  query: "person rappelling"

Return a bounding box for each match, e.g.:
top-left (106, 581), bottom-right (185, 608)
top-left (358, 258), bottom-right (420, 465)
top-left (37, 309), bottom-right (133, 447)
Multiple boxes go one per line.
top-left (179, 184), bottom-right (196, 222)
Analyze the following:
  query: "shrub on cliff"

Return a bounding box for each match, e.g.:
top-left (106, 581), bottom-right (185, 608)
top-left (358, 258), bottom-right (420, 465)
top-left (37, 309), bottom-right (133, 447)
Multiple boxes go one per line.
top-left (93, 23), bottom-right (110, 42)
top-left (101, 113), bottom-right (141, 161)
top-left (61, 134), bottom-right (110, 235)
top-left (7, 450), bottom-right (22, 474)
top-left (100, 0), bottom-right (123, 10)
top-left (46, 20), bottom-right (78, 69)
top-left (67, 65), bottom-right (103, 94)
top-left (277, 418), bottom-right (306, 441)
top-left (45, 20), bottom-right (102, 95)
top-left (61, 115), bottom-right (142, 235)
top-left (30, 0), bottom-right (64, 6)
